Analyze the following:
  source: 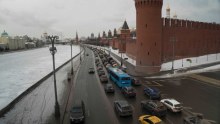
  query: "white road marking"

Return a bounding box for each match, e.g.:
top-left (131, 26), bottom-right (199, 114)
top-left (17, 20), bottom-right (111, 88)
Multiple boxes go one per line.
top-left (152, 81), bottom-right (163, 86)
top-left (144, 81), bottom-right (163, 87)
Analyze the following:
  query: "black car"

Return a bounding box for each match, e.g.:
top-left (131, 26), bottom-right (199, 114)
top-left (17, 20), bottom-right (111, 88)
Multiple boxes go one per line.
top-left (97, 70), bottom-right (105, 76)
top-left (121, 86), bottom-right (136, 97)
top-left (104, 84), bottom-right (115, 93)
top-left (183, 114), bottom-right (211, 124)
top-left (88, 67), bottom-right (95, 74)
top-left (141, 100), bottom-right (167, 117)
top-left (100, 75), bottom-right (108, 83)
top-left (131, 78), bottom-right (141, 86)
top-left (70, 100), bottom-right (85, 123)
top-left (114, 100), bottom-right (133, 117)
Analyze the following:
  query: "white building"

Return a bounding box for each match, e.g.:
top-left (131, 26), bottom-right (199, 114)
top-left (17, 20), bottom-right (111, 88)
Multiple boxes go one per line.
top-left (0, 30), bottom-right (26, 50)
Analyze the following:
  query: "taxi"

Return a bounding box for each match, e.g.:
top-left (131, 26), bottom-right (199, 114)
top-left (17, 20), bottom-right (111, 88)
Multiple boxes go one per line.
top-left (138, 115), bottom-right (164, 124)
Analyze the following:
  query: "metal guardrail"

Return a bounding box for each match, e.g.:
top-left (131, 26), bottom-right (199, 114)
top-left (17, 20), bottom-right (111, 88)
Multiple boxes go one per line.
top-left (0, 50), bottom-right (83, 117)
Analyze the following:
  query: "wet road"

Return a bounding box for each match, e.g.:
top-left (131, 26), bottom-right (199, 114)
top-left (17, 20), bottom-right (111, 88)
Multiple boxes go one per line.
top-left (0, 55), bottom-right (81, 124)
top-left (64, 47), bottom-right (220, 124)
top-left (199, 71), bottom-right (220, 80)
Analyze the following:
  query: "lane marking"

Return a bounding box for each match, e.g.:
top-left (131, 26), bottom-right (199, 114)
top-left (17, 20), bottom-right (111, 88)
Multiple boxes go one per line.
top-left (144, 81), bottom-right (162, 87)
top-left (152, 81), bottom-right (163, 86)
top-left (188, 74), bottom-right (220, 88)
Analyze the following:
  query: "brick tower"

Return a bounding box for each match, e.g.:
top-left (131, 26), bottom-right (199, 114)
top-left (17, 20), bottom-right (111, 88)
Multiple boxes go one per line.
top-left (135, 0), bottom-right (163, 74)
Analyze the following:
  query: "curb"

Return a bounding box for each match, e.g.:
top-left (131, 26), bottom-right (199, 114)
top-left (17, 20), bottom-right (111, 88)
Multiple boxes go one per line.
top-left (0, 51), bottom-right (82, 117)
top-left (188, 74), bottom-right (220, 88)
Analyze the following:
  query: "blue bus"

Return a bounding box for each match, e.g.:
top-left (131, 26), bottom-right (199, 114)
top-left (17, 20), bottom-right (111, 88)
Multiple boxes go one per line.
top-left (108, 67), bottom-right (131, 88)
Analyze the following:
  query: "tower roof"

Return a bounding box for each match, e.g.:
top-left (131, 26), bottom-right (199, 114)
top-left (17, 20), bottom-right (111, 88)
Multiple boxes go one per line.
top-left (122, 20), bottom-right (129, 30)
top-left (1, 30), bottom-right (9, 37)
top-left (166, 3), bottom-right (170, 10)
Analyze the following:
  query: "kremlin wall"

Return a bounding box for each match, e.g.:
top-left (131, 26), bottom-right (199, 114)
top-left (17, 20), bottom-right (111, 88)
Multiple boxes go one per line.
top-left (100, 0), bottom-right (220, 74)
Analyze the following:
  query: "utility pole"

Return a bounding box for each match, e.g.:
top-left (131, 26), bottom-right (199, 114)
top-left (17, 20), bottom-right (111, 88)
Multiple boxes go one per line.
top-left (48, 35), bottom-right (60, 118)
top-left (170, 36), bottom-right (177, 72)
top-left (80, 43), bottom-right (82, 63)
top-left (71, 40), bottom-right (73, 74)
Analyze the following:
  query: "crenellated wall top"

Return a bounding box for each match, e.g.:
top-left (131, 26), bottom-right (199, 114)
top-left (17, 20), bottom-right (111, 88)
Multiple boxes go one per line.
top-left (162, 18), bottom-right (220, 30)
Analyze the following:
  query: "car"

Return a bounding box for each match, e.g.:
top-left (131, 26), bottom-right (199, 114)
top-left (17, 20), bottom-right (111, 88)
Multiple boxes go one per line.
top-left (144, 87), bottom-right (161, 100)
top-left (114, 100), bottom-right (133, 117)
top-left (100, 75), bottom-right (108, 83)
top-left (183, 114), bottom-right (211, 124)
top-left (131, 78), bottom-right (141, 86)
top-left (104, 84), bottom-right (115, 93)
top-left (112, 63), bottom-right (118, 67)
top-left (70, 100), bottom-right (85, 123)
top-left (97, 70), bottom-right (105, 76)
top-left (97, 66), bottom-right (103, 71)
top-left (121, 86), bottom-right (136, 97)
top-left (95, 62), bottom-right (100, 66)
top-left (160, 98), bottom-right (183, 113)
top-left (139, 115), bottom-right (164, 124)
top-left (105, 64), bottom-right (111, 68)
top-left (141, 100), bottom-right (167, 117)
top-left (121, 66), bottom-right (127, 73)
top-left (88, 67), bottom-right (95, 74)
top-left (103, 62), bottom-right (109, 66)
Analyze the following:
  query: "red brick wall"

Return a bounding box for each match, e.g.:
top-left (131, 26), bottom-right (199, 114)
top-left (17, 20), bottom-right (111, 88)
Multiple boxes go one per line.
top-left (126, 39), bottom-right (136, 60)
top-left (162, 18), bottom-right (220, 63)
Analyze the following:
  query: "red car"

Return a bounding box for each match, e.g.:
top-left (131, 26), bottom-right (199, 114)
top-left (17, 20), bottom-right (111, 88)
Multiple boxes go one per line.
top-left (121, 86), bottom-right (136, 97)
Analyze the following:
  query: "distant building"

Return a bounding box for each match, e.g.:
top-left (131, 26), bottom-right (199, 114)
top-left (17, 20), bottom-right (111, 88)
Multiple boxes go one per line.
top-left (0, 30), bottom-right (26, 50)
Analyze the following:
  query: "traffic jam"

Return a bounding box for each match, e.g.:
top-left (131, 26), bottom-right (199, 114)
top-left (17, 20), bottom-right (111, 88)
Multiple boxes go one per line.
top-left (84, 46), bottom-right (212, 124)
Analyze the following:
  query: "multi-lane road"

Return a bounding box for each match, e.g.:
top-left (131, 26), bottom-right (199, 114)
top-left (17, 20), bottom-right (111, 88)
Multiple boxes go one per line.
top-left (63, 48), bottom-right (220, 124)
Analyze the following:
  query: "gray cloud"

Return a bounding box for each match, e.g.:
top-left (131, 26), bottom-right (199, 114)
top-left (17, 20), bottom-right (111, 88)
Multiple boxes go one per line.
top-left (0, 0), bottom-right (219, 38)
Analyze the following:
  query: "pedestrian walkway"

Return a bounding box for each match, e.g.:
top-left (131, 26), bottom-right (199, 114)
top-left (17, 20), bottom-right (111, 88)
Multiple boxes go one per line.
top-left (188, 74), bottom-right (220, 87)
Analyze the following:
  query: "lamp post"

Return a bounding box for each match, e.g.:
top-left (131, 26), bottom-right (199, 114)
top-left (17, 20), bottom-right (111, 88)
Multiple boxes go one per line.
top-left (108, 39), bottom-right (110, 56)
top-left (170, 36), bottom-right (177, 72)
top-left (70, 40), bottom-right (74, 75)
top-left (121, 51), bottom-right (123, 67)
top-left (79, 43), bottom-right (82, 63)
top-left (48, 35), bottom-right (60, 118)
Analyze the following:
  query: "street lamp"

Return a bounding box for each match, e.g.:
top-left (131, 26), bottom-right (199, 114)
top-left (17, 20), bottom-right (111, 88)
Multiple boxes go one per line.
top-left (79, 43), bottom-right (82, 63)
top-left (170, 36), bottom-right (177, 72)
top-left (108, 39), bottom-right (110, 56)
top-left (48, 35), bottom-right (60, 118)
top-left (70, 40), bottom-right (74, 75)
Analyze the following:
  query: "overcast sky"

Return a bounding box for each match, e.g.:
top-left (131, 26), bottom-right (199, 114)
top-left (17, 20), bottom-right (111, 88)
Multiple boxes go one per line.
top-left (0, 0), bottom-right (220, 38)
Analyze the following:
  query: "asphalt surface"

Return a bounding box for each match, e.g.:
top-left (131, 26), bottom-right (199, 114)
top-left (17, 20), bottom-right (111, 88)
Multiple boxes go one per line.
top-left (63, 47), bottom-right (220, 124)
top-left (199, 71), bottom-right (220, 80)
top-left (63, 48), bottom-right (119, 124)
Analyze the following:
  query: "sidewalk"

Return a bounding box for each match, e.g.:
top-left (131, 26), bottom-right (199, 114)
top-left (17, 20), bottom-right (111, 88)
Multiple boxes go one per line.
top-left (188, 74), bottom-right (220, 87)
top-left (105, 47), bottom-right (220, 78)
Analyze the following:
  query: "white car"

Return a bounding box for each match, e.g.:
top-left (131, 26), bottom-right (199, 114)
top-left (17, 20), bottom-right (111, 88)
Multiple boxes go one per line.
top-left (160, 98), bottom-right (183, 112)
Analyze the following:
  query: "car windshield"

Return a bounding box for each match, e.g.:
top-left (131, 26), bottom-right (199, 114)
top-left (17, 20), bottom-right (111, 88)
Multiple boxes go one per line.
top-left (175, 104), bottom-right (182, 107)
top-left (127, 88), bottom-right (134, 92)
top-left (121, 77), bottom-right (130, 81)
top-left (71, 107), bottom-right (82, 113)
top-left (122, 106), bottom-right (131, 110)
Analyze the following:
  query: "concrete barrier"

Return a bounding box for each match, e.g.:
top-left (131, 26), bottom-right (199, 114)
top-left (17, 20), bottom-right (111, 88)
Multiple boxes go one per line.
top-left (0, 51), bottom-right (83, 117)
